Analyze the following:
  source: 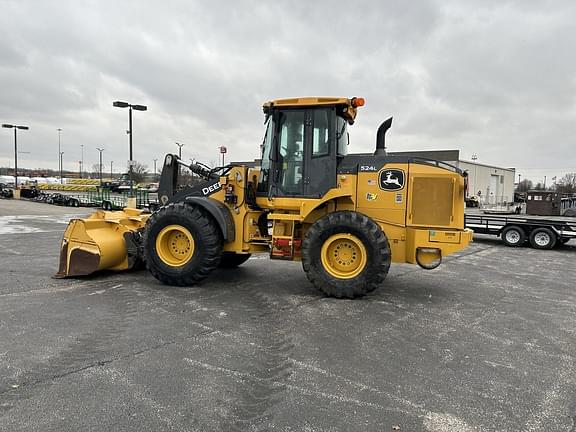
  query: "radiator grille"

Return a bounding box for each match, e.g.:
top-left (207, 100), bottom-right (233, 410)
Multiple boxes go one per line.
top-left (411, 177), bottom-right (454, 226)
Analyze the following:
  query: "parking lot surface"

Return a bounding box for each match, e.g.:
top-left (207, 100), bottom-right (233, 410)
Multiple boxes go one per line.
top-left (1, 199), bottom-right (575, 431)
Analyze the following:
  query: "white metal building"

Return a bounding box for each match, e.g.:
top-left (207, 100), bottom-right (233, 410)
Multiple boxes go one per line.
top-left (388, 150), bottom-right (516, 205)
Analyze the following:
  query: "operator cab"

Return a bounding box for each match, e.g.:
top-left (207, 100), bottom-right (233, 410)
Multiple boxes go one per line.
top-left (257, 97), bottom-right (363, 199)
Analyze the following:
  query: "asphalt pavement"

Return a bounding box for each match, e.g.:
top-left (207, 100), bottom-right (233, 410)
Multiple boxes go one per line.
top-left (0, 199), bottom-right (575, 431)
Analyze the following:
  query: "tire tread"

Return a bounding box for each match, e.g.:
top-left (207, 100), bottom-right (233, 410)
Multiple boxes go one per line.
top-left (301, 211), bottom-right (391, 298)
top-left (142, 202), bottom-right (222, 286)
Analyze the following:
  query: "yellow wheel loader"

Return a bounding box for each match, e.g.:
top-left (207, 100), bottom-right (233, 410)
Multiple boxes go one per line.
top-left (57, 96), bottom-right (473, 298)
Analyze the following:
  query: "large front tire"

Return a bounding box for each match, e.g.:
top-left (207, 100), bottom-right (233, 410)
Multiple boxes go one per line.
top-left (302, 211), bottom-right (391, 299)
top-left (143, 203), bottom-right (223, 286)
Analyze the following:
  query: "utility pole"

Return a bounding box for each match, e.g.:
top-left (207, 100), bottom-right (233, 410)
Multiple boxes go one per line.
top-left (110, 160), bottom-right (113, 179)
top-left (153, 158), bottom-right (157, 177)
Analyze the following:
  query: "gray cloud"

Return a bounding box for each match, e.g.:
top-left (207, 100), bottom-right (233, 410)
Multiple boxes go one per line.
top-left (0, 0), bottom-right (574, 183)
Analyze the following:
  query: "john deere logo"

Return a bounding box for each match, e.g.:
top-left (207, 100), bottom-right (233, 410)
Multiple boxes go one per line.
top-left (379, 169), bottom-right (405, 191)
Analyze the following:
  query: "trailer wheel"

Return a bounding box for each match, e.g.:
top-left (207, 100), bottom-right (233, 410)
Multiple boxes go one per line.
top-left (143, 202), bottom-right (223, 286)
top-left (218, 252), bottom-right (251, 268)
top-left (302, 211), bottom-right (391, 299)
top-left (529, 227), bottom-right (557, 250)
top-left (501, 225), bottom-right (526, 247)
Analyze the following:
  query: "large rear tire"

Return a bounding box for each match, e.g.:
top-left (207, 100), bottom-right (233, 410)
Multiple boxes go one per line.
top-left (302, 211), bottom-right (391, 299)
top-left (143, 202), bottom-right (223, 286)
top-left (218, 252), bottom-right (251, 268)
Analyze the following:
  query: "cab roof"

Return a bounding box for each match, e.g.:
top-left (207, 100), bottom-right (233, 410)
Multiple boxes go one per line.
top-left (264, 97), bottom-right (351, 107)
top-left (263, 96), bottom-right (364, 124)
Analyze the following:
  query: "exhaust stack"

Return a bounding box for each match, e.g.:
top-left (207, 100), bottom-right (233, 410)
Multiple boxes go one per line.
top-left (374, 117), bottom-right (393, 156)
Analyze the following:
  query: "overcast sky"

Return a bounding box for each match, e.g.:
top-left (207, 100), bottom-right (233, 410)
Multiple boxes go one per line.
top-left (1, 0), bottom-right (575, 184)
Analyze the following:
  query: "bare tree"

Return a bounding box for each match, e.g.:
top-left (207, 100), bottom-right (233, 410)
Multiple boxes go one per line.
top-left (178, 167), bottom-right (204, 187)
top-left (556, 173), bottom-right (576, 194)
top-left (91, 163), bottom-right (101, 178)
top-left (516, 179), bottom-right (533, 192)
top-left (129, 161), bottom-right (148, 183)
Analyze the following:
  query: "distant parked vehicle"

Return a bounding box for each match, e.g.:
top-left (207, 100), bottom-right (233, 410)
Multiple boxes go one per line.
top-left (19, 187), bottom-right (40, 199)
top-left (46, 193), bottom-right (71, 206)
top-left (0, 183), bottom-right (13, 199)
top-left (465, 196), bottom-right (480, 208)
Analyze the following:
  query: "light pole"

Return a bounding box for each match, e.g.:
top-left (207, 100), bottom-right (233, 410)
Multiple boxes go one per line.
top-left (471, 153), bottom-right (478, 196)
top-left (96, 148), bottom-right (104, 186)
top-left (80, 144), bottom-right (84, 179)
top-left (153, 158), bottom-right (157, 177)
top-left (113, 101), bottom-right (147, 197)
top-left (2, 124), bottom-right (29, 188)
top-left (110, 160), bottom-right (114, 179)
top-left (57, 128), bottom-right (62, 183)
top-left (59, 152), bottom-right (64, 183)
top-left (175, 142), bottom-right (184, 159)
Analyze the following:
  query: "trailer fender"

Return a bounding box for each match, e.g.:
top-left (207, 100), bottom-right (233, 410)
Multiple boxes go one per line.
top-left (184, 197), bottom-right (235, 242)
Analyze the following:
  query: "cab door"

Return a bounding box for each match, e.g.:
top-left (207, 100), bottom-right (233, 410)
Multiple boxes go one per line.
top-left (258, 107), bottom-right (336, 199)
top-left (303, 107), bottom-right (336, 198)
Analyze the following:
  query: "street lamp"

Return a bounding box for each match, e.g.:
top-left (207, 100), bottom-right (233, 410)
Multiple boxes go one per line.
top-left (57, 128), bottom-right (62, 183)
top-left (175, 142), bottom-right (184, 159)
top-left (2, 124), bottom-right (29, 188)
top-left (110, 160), bottom-right (114, 178)
top-left (96, 148), bottom-right (104, 186)
top-left (113, 100), bottom-right (147, 196)
top-left (153, 158), bottom-right (158, 176)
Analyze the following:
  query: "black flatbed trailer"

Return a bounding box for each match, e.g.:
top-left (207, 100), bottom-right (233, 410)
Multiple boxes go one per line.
top-left (465, 211), bottom-right (576, 249)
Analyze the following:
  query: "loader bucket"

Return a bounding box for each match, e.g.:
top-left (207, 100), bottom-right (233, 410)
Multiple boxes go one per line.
top-left (55, 208), bottom-right (150, 278)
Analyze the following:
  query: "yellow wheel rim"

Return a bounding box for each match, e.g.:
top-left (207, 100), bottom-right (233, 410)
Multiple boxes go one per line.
top-left (320, 233), bottom-right (367, 279)
top-left (155, 225), bottom-right (195, 267)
